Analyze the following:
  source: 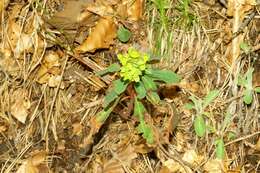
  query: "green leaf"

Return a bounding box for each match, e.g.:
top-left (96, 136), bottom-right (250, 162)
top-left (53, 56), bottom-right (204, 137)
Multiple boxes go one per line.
top-left (134, 99), bottom-right (154, 144)
top-left (202, 90), bottom-right (219, 109)
top-left (137, 123), bottom-right (154, 144)
top-left (237, 76), bottom-right (246, 86)
top-left (96, 63), bottom-right (120, 76)
top-left (184, 103), bottom-right (194, 110)
top-left (194, 115), bottom-right (206, 137)
top-left (215, 138), bottom-right (225, 160)
top-left (147, 69), bottom-right (181, 84)
top-left (134, 98), bottom-right (146, 118)
top-left (112, 79), bottom-right (128, 95)
top-left (245, 68), bottom-right (253, 88)
top-left (97, 97), bottom-right (120, 122)
top-left (222, 112), bottom-right (232, 132)
top-left (255, 87), bottom-right (260, 93)
top-left (243, 89), bottom-right (252, 104)
top-left (117, 26), bottom-right (131, 43)
top-left (146, 91), bottom-right (161, 105)
top-left (141, 75), bottom-right (157, 91)
top-left (134, 81), bottom-right (147, 99)
top-left (227, 132), bottom-right (236, 140)
top-left (189, 95), bottom-right (202, 112)
top-left (103, 91), bottom-right (118, 107)
top-left (240, 42), bottom-right (251, 54)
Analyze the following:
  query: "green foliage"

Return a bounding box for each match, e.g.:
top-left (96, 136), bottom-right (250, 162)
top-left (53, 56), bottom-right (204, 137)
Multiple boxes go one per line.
top-left (185, 90), bottom-right (219, 137)
top-left (117, 26), bottom-right (132, 43)
top-left (255, 87), bottom-right (260, 93)
top-left (151, 0), bottom-right (169, 31)
top-left (95, 47), bottom-right (181, 144)
top-left (146, 69), bottom-right (181, 84)
top-left (146, 91), bottom-right (161, 105)
top-left (238, 67), bottom-right (259, 104)
top-left (134, 82), bottom-right (147, 99)
top-left (215, 138), bottom-right (225, 159)
top-left (202, 90), bottom-right (220, 109)
top-left (175, 0), bottom-right (197, 29)
top-left (240, 42), bottom-right (251, 54)
top-left (194, 115), bottom-right (206, 137)
top-left (104, 79), bottom-right (128, 107)
top-left (96, 63), bottom-right (120, 76)
top-left (142, 75), bottom-right (157, 91)
top-left (134, 99), bottom-right (154, 144)
top-left (113, 79), bottom-right (128, 95)
top-left (97, 97), bottom-right (120, 123)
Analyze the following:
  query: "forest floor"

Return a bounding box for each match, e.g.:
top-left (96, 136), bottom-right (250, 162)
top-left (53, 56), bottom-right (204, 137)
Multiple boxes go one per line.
top-left (0, 0), bottom-right (259, 172)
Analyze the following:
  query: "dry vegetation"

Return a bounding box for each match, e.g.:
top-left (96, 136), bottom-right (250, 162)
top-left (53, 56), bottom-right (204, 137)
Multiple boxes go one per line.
top-left (0, 0), bottom-right (259, 172)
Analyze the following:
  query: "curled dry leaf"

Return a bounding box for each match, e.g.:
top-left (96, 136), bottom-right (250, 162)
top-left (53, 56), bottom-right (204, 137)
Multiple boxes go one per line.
top-left (161, 150), bottom-right (203, 173)
top-left (36, 51), bottom-right (64, 88)
top-left (7, 21), bottom-right (44, 57)
top-left (0, 48), bottom-right (20, 76)
top-left (102, 145), bottom-right (138, 173)
top-left (203, 159), bottom-right (227, 173)
top-left (11, 89), bottom-right (31, 124)
top-left (75, 16), bottom-right (116, 53)
top-left (125, 0), bottom-right (144, 21)
top-left (86, 1), bottom-right (114, 17)
top-left (16, 151), bottom-right (48, 173)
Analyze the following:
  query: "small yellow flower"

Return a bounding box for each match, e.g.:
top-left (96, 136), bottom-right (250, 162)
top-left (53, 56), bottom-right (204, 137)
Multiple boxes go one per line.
top-left (118, 48), bottom-right (149, 82)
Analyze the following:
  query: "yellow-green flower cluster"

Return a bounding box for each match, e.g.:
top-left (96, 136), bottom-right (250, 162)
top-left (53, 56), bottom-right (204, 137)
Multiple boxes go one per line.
top-left (118, 48), bottom-right (149, 82)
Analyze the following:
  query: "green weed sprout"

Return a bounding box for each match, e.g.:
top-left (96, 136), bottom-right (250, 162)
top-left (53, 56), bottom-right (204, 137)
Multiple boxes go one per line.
top-left (185, 90), bottom-right (219, 137)
top-left (238, 67), bottom-right (260, 104)
top-left (175, 0), bottom-right (197, 29)
top-left (96, 47), bottom-right (181, 144)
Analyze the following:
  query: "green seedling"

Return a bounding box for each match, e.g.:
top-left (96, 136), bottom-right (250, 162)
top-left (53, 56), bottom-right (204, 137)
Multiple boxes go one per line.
top-left (151, 0), bottom-right (170, 31)
top-left (117, 26), bottom-right (132, 43)
top-left (185, 90), bottom-right (219, 137)
top-left (240, 42), bottom-right (251, 54)
top-left (95, 47), bottom-right (181, 144)
top-left (215, 138), bottom-right (225, 160)
top-left (175, 0), bottom-right (197, 29)
top-left (238, 67), bottom-right (260, 104)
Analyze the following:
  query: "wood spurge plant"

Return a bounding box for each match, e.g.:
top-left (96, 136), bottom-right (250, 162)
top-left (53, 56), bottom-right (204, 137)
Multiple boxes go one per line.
top-left (93, 47), bottom-right (181, 144)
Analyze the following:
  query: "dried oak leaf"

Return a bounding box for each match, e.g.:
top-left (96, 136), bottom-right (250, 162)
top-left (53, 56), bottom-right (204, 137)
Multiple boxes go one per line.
top-left (36, 51), bottom-right (64, 88)
top-left (10, 89), bottom-right (31, 124)
top-left (86, 1), bottom-right (114, 17)
top-left (126, 0), bottom-right (144, 21)
top-left (75, 16), bottom-right (116, 53)
top-left (102, 145), bottom-right (138, 173)
top-left (16, 151), bottom-right (48, 173)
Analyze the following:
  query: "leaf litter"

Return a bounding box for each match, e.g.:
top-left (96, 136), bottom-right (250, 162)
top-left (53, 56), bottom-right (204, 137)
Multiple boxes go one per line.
top-left (0, 0), bottom-right (259, 172)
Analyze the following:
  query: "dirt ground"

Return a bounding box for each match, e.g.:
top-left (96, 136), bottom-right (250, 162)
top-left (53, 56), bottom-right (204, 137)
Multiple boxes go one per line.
top-left (0, 0), bottom-right (259, 172)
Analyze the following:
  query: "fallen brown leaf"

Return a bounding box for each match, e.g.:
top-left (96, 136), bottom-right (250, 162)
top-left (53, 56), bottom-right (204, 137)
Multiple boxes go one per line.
top-left (10, 89), bottom-right (31, 124)
top-left (127, 0), bottom-right (144, 21)
top-left (16, 151), bottom-right (48, 173)
top-left (36, 51), bottom-right (64, 88)
top-left (76, 16), bottom-right (116, 53)
top-left (102, 145), bottom-right (138, 173)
